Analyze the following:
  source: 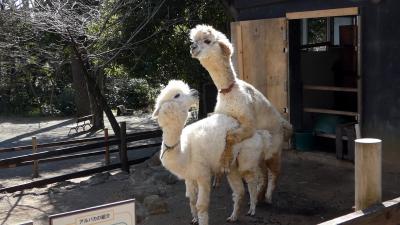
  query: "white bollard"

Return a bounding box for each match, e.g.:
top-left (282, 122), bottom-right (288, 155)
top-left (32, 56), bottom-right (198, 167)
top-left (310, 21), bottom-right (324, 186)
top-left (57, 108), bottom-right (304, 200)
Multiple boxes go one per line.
top-left (354, 138), bottom-right (382, 211)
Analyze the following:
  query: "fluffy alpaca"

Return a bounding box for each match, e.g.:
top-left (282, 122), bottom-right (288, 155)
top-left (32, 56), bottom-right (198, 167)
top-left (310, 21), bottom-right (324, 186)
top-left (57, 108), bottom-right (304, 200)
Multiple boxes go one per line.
top-left (153, 80), bottom-right (272, 225)
top-left (189, 25), bottom-right (292, 199)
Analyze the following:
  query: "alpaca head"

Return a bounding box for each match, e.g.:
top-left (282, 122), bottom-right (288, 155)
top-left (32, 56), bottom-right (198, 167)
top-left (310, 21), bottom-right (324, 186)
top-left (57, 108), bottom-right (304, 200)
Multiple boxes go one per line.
top-left (189, 24), bottom-right (233, 61)
top-left (152, 80), bottom-right (199, 129)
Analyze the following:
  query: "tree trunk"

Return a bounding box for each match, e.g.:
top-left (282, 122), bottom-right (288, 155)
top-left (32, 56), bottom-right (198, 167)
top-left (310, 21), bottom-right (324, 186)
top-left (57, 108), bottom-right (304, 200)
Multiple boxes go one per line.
top-left (89, 68), bottom-right (104, 130)
top-left (71, 56), bottom-right (91, 117)
top-left (69, 39), bottom-right (120, 137)
top-left (0, 0), bottom-right (4, 11)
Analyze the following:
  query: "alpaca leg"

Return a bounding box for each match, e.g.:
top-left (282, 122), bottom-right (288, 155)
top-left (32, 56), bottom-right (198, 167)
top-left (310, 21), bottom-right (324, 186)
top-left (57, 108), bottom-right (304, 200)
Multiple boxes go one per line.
top-left (243, 171), bottom-right (259, 216)
top-left (265, 153), bottom-right (281, 204)
top-left (220, 116), bottom-right (255, 173)
top-left (212, 174), bottom-right (222, 189)
top-left (196, 178), bottom-right (211, 225)
top-left (186, 180), bottom-right (198, 224)
top-left (220, 136), bottom-right (235, 174)
top-left (257, 161), bottom-right (268, 203)
top-left (226, 169), bottom-right (244, 222)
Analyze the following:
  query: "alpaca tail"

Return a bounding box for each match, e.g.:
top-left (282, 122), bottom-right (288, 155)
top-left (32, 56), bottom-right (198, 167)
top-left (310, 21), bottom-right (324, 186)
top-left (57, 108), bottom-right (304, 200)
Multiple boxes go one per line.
top-left (282, 119), bottom-right (293, 141)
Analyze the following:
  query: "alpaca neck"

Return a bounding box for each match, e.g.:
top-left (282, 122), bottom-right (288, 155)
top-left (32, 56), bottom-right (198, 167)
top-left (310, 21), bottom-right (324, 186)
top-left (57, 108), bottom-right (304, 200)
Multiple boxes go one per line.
top-left (200, 56), bottom-right (237, 90)
top-left (160, 123), bottom-right (188, 176)
top-left (162, 125), bottom-right (182, 148)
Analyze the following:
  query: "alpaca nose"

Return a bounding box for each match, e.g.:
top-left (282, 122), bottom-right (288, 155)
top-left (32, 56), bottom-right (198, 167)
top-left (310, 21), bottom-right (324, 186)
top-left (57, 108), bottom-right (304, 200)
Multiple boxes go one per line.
top-left (190, 89), bottom-right (199, 98)
top-left (190, 43), bottom-right (198, 50)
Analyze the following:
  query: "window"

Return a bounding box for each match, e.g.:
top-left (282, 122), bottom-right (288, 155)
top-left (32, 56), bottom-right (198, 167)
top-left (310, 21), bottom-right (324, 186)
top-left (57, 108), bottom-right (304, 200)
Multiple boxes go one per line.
top-left (301, 16), bottom-right (356, 50)
top-left (308, 18), bottom-right (328, 44)
top-left (301, 18), bottom-right (329, 51)
top-left (333, 17), bottom-right (355, 45)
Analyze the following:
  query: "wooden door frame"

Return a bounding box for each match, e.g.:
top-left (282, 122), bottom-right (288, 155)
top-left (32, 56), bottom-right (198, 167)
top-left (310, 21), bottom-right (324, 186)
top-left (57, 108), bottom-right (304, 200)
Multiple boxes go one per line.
top-left (285, 7), bottom-right (362, 134)
top-left (286, 7), bottom-right (359, 20)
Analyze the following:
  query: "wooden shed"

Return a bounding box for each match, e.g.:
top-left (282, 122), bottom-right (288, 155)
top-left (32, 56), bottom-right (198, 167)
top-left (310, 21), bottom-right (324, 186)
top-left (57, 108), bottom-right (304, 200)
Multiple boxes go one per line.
top-left (218, 0), bottom-right (400, 171)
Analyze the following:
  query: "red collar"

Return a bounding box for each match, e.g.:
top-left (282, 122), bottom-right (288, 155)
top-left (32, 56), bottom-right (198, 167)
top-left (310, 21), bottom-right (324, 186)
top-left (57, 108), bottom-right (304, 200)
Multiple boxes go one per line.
top-left (219, 82), bottom-right (236, 94)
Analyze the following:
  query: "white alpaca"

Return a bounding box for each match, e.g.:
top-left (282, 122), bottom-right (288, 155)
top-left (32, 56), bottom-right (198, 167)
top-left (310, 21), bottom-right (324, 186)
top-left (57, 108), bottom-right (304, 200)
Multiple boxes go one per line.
top-left (190, 25), bottom-right (291, 201)
top-left (153, 80), bottom-right (272, 225)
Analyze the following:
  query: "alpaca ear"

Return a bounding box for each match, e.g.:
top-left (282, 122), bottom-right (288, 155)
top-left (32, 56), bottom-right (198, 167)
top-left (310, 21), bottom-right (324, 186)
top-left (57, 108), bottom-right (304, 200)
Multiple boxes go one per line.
top-left (218, 40), bottom-right (233, 57)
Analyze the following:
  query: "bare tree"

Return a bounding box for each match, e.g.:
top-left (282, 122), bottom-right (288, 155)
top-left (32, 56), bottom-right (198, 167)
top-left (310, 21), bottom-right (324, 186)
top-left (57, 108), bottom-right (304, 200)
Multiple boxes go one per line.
top-left (1, 0), bottom-right (166, 136)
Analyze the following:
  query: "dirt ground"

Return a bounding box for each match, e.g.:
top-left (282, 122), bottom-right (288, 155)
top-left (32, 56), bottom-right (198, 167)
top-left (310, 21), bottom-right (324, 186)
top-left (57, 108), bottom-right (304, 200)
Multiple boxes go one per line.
top-left (1, 150), bottom-right (399, 225)
top-left (143, 151), bottom-right (400, 225)
top-left (1, 116), bottom-right (399, 225)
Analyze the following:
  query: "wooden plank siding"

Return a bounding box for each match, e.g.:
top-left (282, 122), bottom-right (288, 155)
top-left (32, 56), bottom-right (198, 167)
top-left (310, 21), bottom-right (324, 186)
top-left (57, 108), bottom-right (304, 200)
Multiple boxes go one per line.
top-left (230, 18), bottom-right (289, 118)
top-left (230, 22), bottom-right (244, 80)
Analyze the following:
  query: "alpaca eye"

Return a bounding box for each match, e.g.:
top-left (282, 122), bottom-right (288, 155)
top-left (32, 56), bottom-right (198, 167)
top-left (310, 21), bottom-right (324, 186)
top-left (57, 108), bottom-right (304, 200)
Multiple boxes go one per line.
top-left (174, 94), bottom-right (180, 99)
top-left (204, 39), bottom-right (211, 44)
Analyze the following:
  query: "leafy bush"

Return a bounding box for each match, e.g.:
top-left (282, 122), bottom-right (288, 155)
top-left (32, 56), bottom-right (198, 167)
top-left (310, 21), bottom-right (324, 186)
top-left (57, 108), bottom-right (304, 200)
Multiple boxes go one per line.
top-left (106, 75), bottom-right (159, 111)
top-left (53, 84), bottom-right (76, 116)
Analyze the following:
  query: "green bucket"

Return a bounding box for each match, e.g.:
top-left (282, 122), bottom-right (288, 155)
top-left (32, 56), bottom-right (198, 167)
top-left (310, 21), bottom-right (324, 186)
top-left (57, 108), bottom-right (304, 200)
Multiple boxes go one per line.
top-left (294, 130), bottom-right (314, 151)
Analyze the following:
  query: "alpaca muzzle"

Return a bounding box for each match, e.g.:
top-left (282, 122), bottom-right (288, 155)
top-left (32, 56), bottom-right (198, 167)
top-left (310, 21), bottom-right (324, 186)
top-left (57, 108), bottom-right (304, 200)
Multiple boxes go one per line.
top-left (190, 43), bottom-right (198, 51)
top-left (190, 43), bottom-right (200, 57)
top-left (190, 89), bottom-right (199, 98)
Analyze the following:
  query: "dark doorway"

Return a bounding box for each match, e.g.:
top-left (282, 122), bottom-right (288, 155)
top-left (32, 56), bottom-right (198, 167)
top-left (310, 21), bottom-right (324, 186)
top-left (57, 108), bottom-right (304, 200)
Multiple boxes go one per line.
top-left (289, 15), bottom-right (360, 158)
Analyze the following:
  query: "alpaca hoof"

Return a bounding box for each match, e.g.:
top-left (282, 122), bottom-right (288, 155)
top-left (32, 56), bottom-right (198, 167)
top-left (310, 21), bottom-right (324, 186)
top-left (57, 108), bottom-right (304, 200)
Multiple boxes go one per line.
top-left (246, 209), bottom-right (256, 216)
top-left (190, 218), bottom-right (199, 225)
top-left (212, 183), bottom-right (220, 189)
top-left (220, 166), bottom-right (230, 174)
top-left (226, 215), bottom-right (237, 222)
top-left (212, 175), bottom-right (222, 189)
top-left (265, 196), bottom-right (273, 204)
top-left (220, 159), bottom-right (232, 174)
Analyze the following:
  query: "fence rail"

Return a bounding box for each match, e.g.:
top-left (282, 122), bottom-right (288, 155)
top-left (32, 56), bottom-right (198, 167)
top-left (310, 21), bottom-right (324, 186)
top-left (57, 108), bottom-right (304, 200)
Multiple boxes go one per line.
top-left (0, 156), bottom-right (154, 193)
top-left (2, 142), bottom-right (161, 168)
top-left (0, 130), bottom-right (161, 167)
top-left (0, 124), bottom-right (162, 193)
top-left (0, 136), bottom-right (115, 153)
top-left (0, 129), bottom-right (161, 153)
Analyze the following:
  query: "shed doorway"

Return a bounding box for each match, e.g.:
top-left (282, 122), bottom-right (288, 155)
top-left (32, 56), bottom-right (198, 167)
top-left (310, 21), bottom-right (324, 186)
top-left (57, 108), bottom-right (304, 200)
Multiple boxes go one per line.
top-left (288, 8), bottom-right (361, 159)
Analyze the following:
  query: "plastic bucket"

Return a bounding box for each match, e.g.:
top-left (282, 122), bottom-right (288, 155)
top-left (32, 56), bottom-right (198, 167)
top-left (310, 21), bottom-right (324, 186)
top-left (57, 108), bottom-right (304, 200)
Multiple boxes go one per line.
top-left (294, 130), bottom-right (314, 151)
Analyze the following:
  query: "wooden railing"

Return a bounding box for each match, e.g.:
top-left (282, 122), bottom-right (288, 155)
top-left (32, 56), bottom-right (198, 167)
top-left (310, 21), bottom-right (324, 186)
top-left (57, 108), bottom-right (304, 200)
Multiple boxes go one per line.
top-left (0, 122), bottom-right (162, 193)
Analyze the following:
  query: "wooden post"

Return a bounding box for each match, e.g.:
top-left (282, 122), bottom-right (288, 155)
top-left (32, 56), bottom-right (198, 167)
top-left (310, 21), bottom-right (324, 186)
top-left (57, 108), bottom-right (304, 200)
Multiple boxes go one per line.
top-left (355, 138), bottom-right (382, 211)
top-left (119, 122), bottom-right (129, 173)
top-left (355, 123), bottom-right (361, 139)
top-left (32, 137), bottom-right (39, 178)
top-left (104, 128), bottom-right (110, 166)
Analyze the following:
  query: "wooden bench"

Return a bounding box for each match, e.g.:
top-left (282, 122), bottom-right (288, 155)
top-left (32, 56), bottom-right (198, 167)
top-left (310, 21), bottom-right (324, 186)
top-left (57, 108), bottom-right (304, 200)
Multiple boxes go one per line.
top-left (116, 105), bottom-right (133, 116)
top-left (68, 114), bottom-right (94, 135)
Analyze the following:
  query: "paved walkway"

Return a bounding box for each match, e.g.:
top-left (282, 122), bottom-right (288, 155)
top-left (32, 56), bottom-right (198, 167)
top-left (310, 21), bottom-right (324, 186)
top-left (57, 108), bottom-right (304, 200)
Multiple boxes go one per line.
top-left (0, 113), bottom-right (159, 188)
top-left (0, 113), bottom-right (158, 149)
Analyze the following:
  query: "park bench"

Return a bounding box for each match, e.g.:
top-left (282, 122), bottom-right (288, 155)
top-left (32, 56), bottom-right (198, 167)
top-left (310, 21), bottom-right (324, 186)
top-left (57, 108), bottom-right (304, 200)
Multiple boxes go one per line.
top-left (67, 114), bottom-right (94, 135)
top-left (116, 105), bottom-right (133, 116)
